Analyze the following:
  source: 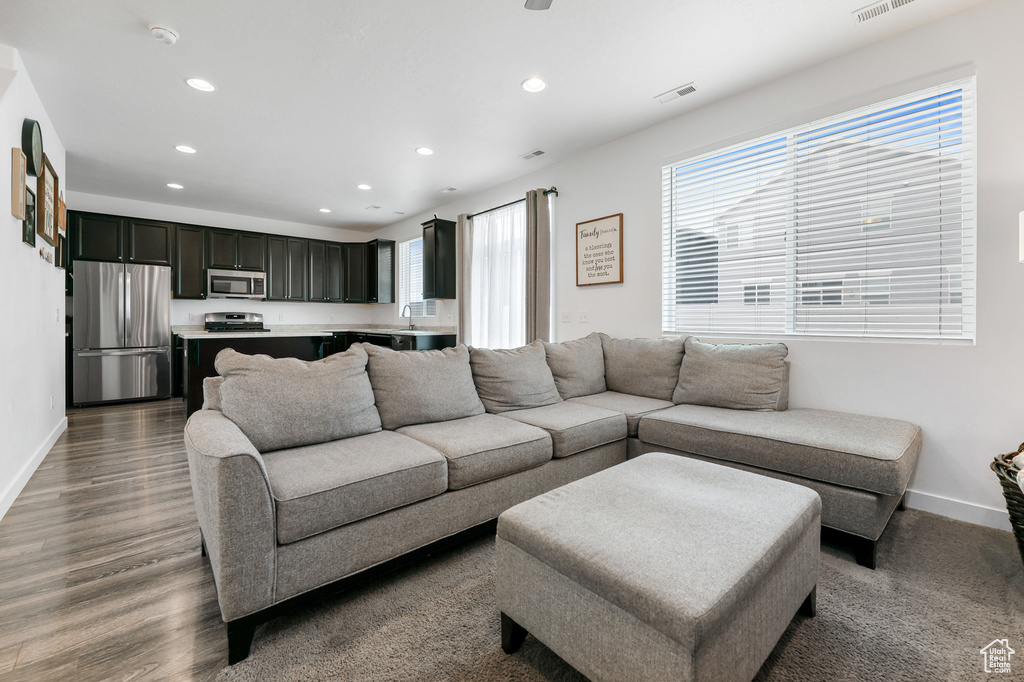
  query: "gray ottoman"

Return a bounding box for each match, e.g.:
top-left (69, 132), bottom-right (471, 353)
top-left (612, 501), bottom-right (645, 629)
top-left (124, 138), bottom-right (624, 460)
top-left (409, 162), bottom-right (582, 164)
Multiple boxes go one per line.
top-left (495, 452), bottom-right (820, 682)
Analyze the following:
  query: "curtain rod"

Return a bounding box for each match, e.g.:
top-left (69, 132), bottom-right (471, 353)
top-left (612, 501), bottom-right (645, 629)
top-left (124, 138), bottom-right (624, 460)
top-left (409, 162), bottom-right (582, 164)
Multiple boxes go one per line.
top-left (467, 188), bottom-right (559, 219)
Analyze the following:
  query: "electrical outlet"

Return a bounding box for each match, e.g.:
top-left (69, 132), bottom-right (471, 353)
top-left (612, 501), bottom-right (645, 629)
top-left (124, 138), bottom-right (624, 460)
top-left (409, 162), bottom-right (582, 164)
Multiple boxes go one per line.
top-left (49, 395), bottom-right (53, 410)
top-left (560, 312), bottom-right (571, 323)
top-left (278, 314), bottom-right (285, 322)
top-left (578, 310), bottom-right (590, 323)
top-left (330, 314), bottom-right (335, 321)
top-left (188, 313), bottom-right (196, 322)
top-left (56, 307), bottom-right (60, 323)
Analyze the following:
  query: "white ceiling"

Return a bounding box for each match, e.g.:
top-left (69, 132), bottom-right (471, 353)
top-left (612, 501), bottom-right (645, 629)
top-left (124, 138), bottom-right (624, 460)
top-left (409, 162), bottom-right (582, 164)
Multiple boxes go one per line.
top-left (0, 0), bottom-right (985, 232)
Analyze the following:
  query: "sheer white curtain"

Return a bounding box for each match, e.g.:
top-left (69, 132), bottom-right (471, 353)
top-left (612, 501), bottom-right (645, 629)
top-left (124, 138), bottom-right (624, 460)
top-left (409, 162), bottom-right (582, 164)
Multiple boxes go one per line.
top-left (466, 201), bottom-right (527, 348)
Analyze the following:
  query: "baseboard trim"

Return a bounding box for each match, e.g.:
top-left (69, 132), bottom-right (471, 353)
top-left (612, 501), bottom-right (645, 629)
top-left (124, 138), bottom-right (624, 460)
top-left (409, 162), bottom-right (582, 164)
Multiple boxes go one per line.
top-left (905, 489), bottom-right (1012, 532)
top-left (0, 416), bottom-right (67, 522)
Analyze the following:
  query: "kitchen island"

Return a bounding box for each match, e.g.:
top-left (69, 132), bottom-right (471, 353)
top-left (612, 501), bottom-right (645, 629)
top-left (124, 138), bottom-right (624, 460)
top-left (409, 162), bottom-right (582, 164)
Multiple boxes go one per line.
top-left (179, 328), bottom-right (457, 416)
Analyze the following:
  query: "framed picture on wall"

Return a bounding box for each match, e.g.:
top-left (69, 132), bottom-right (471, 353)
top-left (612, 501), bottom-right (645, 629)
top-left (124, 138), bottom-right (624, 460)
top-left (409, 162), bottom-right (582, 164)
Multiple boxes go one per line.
top-left (36, 153), bottom-right (58, 247)
top-left (22, 187), bottom-right (36, 246)
top-left (576, 213), bottom-right (623, 286)
top-left (11, 148), bottom-right (26, 220)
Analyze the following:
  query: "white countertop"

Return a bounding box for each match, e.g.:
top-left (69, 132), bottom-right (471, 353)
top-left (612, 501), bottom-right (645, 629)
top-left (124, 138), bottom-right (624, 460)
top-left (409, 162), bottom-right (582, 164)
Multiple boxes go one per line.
top-left (175, 328), bottom-right (456, 340)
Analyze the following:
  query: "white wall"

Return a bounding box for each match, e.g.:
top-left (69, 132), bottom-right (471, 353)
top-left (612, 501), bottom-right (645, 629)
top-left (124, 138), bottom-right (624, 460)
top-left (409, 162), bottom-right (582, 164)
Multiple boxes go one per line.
top-left (370, 0), bottom-right (1024, 529)
top-left (66, 192), bottom-right (387, 327)
top-left (0, 47), bottom-right (67, 520)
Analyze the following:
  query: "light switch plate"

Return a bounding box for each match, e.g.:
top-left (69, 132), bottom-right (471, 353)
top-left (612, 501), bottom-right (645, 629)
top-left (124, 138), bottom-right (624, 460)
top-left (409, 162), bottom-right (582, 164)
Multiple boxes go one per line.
top-left (578, 310), bottom-right (589, 323)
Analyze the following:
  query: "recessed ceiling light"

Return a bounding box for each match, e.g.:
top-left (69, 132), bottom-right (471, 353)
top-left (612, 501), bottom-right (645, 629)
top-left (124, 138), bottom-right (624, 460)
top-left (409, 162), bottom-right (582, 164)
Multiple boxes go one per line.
top-left (166, 183), bottom-right (184, 189)
top-left (416, 147), bottom-right (434, 156)
top-left (356, 183), bottom-right (372, 190)
top-left (174, 145), bottom-right (196, 154)
top-left (521, 77), bottom-right (546, 93)
top-left (186, 78), bottom-right (215, 92)
top-left (319, 208), bottom-right (331, 213)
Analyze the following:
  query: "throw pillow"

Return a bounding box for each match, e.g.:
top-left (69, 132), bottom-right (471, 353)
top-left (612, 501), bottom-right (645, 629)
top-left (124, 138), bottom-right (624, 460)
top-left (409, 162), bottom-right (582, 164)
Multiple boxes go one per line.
top-left (214, 345), bottom-right (382, 453)
top-left (543, 332), bottom-right (607, 399)
top-left (673, 337), bottom-right (789, 411)
top-left (470, 341), bottom-right (562, 413)
top-left (364, 343), bottom-right (485, 430)
top-left (600, 334), bottom-right (686, 401)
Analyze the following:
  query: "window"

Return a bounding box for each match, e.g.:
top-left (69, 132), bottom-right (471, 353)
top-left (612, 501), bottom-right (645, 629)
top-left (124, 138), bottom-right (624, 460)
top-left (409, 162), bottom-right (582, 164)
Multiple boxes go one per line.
top-left (661, 77), bottom-right (976, 341)
top-left (468, 201), bottom-right (527, 348)
top-left (398, 238), bottom-right (436, 318)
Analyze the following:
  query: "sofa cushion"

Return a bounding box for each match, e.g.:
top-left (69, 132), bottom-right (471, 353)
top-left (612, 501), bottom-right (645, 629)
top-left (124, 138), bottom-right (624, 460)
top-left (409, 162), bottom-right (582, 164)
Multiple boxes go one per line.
top-left (261, 430), bottom-right (447, 544)
top-left (364, 344), bottom-right (485, 430)
top-left (214, 346), bottom-right (382, 453)
top-left (543, 332), bottom-right (607, 399)
top-left (599, 334), bottom-right (685, 401)
top-left (674, 337), bottom-right (789, 411)
top-left (638, 404), bottom-right (922, 496)
top-left (568, 391), bottom-right (675, 437)
top-left (398, 414), bottom-right (552, 490)
top-left (470, 341), bottom-right (562, 413)
top-left (502, 402), bottom-right (627, 458)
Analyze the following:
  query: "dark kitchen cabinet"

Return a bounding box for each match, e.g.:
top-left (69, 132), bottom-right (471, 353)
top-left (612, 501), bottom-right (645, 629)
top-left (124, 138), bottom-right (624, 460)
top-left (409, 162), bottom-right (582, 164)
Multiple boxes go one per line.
top-left (308, 240), bottom-right (327, 302)
top-left (344, 243), bottom-right (366, 303)
top-left (70, 212), bottom-right (173, 267)
top-left (125, 218), bottom-right (174, 266)
top-left (71, 212), bottom-right (123, 263)
top-left (391, 333), bottom-right (456, 351)
top-left (207, 229), bottom-right (266, 271)
top-left (422, 217), bottom-right (457, 299)
top-left (267, 236), bottom-right (307, 301)
top-left (326, 242), bottom-right (344, 302)
top-left (174, 225), bottom-right (206, 299)
top-left (365, 239), bottom-right (395, 304)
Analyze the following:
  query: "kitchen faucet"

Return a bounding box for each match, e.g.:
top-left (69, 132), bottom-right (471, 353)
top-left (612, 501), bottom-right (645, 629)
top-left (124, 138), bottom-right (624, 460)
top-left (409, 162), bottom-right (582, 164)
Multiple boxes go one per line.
top-left (401, 304), bottom-right (415, 331)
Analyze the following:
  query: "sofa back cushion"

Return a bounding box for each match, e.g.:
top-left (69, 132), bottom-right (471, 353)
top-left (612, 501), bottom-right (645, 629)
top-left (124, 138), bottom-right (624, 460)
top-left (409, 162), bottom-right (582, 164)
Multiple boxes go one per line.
top-left (214, 346), bottom-right (382, 452)
top-left (543, 332), bottom-right (607, 399)
top-left (599, 334), bottom-right (686, 401)
top-left (673, 337), bottom-right (789, 411)
top-left (470, 341), bottom-right (562, 413)
top-left (365, 343), bottom-right (485, 429)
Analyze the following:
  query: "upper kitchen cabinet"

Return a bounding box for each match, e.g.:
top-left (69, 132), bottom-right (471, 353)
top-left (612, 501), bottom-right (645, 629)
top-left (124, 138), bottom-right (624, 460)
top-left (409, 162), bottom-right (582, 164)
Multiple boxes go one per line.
top-left (207, 229), bottom-right (266, 271)
top-left (365, 239), bottom-right (395, 304)
top-left (71, 212), bottom-right (122, 263)
top-left (125, 218), bottom-right (174, 266)
top-left (422, 217), bottom-right (456, 299)
top-left (343, 243), bottom-right (366, 303)
top-left (70, 211), bottom-right (173, 267)
top-left (267, 236), bottom-right (307, 301)
top-left (174, 225), bottom-right (206, 299)
top-left (309, 241), bottom-right (345, 303)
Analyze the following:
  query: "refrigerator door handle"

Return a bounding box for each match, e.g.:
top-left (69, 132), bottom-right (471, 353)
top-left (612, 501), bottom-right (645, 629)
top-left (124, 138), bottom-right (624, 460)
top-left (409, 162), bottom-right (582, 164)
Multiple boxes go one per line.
top-left (117, 267), bottom-right (126, 344)
top-left (77, 348), bottom-right (169, 357)
top-left (124, 269), bottom-right (132, 341)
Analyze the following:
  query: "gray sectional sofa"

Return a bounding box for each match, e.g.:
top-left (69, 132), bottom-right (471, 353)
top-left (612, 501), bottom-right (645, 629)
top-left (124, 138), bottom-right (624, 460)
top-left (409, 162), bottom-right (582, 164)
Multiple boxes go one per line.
top-left (184, 332), bottom-right (922, 663)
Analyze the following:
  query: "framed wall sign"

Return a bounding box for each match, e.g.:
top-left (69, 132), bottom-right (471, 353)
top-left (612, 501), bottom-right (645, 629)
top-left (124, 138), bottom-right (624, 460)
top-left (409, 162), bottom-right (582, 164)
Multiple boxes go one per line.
top-left (11, 148), bottom-right (26, 220)
top-left (36, 153), bottom-right (57, 246)
top-left (576, 213), bottom-right (623, 286)
top-left (22, 187), bottom-right (36, 246)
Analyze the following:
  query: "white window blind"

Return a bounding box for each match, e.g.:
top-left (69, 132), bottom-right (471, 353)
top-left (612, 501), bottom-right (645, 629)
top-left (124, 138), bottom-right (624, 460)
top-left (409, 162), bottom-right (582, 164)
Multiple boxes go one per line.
top-left (398, 238), bottom-right (436, 318)
top-left (661, 77), bottom-right (976, 341)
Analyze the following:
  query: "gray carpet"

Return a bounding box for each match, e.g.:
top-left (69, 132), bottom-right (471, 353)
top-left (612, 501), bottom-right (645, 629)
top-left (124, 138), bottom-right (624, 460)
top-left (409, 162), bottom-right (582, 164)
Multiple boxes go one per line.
top-left (217, 509), bottom-right (1024, 681)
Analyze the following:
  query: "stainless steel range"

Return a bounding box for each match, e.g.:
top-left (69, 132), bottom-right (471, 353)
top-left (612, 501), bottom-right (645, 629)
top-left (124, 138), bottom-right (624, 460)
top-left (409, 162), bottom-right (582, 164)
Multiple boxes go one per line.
top-left (204, 312), bottom-right (270, 333)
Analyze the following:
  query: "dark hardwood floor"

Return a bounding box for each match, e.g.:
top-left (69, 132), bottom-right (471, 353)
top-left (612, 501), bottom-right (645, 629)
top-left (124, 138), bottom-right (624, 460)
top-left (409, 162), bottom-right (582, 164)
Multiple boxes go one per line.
top-left (0, 400), bottom-right (226, 681)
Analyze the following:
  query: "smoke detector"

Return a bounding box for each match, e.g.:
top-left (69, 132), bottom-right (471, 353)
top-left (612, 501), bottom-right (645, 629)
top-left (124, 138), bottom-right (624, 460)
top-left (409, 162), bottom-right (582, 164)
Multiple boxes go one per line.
top-left (149, 24), bottom-right (179, 45)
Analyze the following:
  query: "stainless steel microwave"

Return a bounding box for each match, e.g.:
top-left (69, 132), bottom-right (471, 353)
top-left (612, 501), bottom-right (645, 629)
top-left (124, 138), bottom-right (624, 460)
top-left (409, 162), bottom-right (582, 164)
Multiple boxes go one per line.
top-left (207, 268), bottom-right (266, 299)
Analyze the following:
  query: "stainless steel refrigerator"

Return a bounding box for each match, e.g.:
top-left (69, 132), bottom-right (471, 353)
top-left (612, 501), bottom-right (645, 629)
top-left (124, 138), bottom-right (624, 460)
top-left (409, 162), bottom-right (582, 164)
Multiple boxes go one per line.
top-left (72, 261), bottom-right (171, 405)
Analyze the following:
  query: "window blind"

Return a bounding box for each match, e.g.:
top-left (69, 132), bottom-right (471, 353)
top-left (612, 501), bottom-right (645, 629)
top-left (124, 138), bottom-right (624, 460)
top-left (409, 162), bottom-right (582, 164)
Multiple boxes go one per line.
top-left (398, 238), bottom-right (436, 317)
top-left (661, 77), bottom-right (976, 341)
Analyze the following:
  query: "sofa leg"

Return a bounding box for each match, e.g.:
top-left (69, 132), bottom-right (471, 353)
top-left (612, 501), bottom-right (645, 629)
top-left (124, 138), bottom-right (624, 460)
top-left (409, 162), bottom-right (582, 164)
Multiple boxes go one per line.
top-left (501, 612), bottom-right (528, 654)
top-left (200, 532), bottom-right (207, 558)
top-left (897, 494), bottom-right (907, 512)
top-left (798, 586), bottom-right (816, 617)
top-left (227, 618), bottom-right (258, 665)
top-left (852, 537), bottom-right (877, 570)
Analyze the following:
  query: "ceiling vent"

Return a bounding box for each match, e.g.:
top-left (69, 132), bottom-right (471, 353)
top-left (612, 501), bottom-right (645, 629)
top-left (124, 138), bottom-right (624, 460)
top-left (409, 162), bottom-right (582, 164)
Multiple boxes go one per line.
top-left (521, 149), bottom-right (546, 161)
top-left (654, 83), bottom-right (696, 105)
top-left (854, 0), bottom-right (914, 23)
top-left (440, 186), bottom-right (458, 194)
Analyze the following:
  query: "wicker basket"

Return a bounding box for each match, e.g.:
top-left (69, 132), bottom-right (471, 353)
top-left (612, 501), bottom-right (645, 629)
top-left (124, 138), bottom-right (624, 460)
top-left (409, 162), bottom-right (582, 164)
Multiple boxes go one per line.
top-left (992, 444), bottom-right (1024, 568)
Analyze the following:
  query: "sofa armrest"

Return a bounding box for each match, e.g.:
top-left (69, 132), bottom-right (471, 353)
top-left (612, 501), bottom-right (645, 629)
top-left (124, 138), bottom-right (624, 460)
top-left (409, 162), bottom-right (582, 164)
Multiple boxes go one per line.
top-left (184, 409), bottom-right (276, 621)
